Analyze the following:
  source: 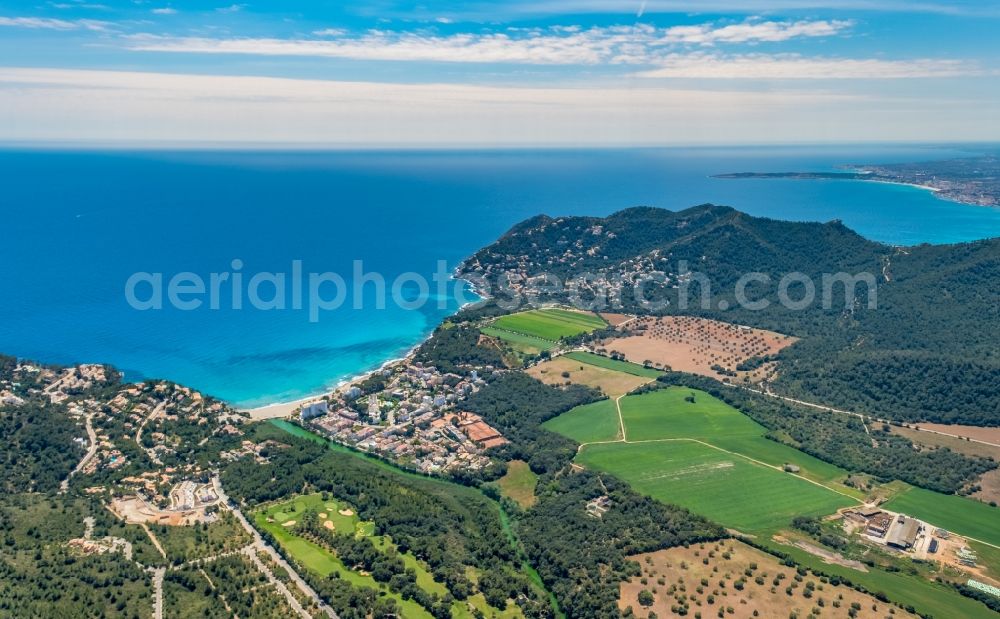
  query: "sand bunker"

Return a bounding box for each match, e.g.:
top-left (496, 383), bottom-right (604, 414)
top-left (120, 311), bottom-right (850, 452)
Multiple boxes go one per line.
top-left (323, 520), bottom-right (335, 530)
top-left (318, 513), bottom-right (327, 519)
top-left (282, 520), bottom-right (297, 527)
top-left (338, 509), bottom-right (354, 517)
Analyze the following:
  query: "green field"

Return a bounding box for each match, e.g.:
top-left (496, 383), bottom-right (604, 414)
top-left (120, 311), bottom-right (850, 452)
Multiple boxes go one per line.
top-left (619, 388), bottom-right (852, 485)
top-left (491, 308), bottom-right (605, 342)
top-left (550, 386), bottom-right (853, 486)
top-left (496, 460), bottom-right (539, 508)
top-left (546, 387), bottom-right (860, 534)
top-left (480, 326), bottom-right (556, 353)
top-left (542, 398), bottom-right (620, 444)
top-left (562, 351), bottom-right (663, 378)
top-left (884, 485), bottom-right (1000, 547)
top-left (545, 386), bottom-right (1000, 619)
top-left (578, 440), bottom-right (852, 533)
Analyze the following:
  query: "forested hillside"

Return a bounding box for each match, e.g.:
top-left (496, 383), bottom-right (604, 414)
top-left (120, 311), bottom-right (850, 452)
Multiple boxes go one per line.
top-left (459, 205), bottom-right (1000, 425)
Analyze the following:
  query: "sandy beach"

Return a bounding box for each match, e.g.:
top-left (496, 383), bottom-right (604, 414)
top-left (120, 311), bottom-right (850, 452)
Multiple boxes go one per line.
top-left (242, 351), bottom-right (413, 419)
top-left (242, 276), bottom-right (483, 420)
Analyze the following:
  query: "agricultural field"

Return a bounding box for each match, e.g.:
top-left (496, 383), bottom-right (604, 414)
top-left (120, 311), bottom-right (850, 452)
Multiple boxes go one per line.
top-left (542, 398), bottom-right (621, 444)
top-left (490, 308), bottom-right (605, 342)
top-left (480, 326), bottom-right (556, 354)
top-left (578, 440), bottom-right (852, 533)
top-left (620, 540), bottom-right (918, 619)
top-left (496, 460), bottom-right (538, 508)
top-left (550, 387), bottom-right (858, 533)
top-left (255, 492), bottom-right (520, 619)
top-left (596, 315), bottom-right (795, 382)
top-left (551, 386), bottom-right (855, 487)
top-left (883, 485), bottom-right (1000, 547)
top-left (546, 387), bottom-right (1000, 619)
top-left (527, 355), bottom-right (653, 397)
top-left (562, 350), bottom-right (663, 378)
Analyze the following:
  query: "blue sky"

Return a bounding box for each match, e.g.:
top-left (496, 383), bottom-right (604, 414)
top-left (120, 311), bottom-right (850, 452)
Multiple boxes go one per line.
top-left (0, 0), bottom-right (997, 145)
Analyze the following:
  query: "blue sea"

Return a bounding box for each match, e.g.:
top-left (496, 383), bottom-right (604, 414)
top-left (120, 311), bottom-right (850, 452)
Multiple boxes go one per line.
top-left (2, 145), bottom-right (999, 407)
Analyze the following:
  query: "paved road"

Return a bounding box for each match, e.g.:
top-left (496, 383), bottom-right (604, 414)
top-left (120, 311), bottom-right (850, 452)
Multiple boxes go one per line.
top-left (151, 567), bottom-right (165, 619)
top-left (212, 475), bottom-right (339, 618)
top-left (243, 545), bottom-right (314, 618)
top-left (60, 412), bottom-right (98, 493)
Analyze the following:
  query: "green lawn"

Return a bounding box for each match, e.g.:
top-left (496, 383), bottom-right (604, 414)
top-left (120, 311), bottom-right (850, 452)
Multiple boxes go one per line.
top-left (255, 494), bottom-right (436, 619)
top-left (884, 485), bottom-right (1000, 547)
top-left (577, 440), bottom-right (852, 534)
top-left (562, 351), bottom-right (662, 378)
top-left (491, 308), bottom-right (605, 342)
top-left (542, 399), bottom-right (620, 444)
top-left (496, 460), bottom-right (539, 508)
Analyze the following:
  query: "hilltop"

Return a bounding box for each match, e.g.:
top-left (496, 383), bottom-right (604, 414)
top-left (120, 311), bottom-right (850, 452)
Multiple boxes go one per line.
top-left (459, 204), bottom-right (1000, 426)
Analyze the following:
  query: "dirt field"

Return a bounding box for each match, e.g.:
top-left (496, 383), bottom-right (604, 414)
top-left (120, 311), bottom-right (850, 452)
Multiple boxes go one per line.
top-left (111, 496), bottom-right (211, 526)
top-left (909, 423), bottom-right (1000, 446)
top-left (620, 541), bottom-right (916, 619)
top-left (527, 356), bottom-right (654, 397)
top-left (973, 469), bottom-right (1000, 504)
top-left (597, 316), bottom-right (796, 382)
top-left (598, 312), bottom-right (635, 326)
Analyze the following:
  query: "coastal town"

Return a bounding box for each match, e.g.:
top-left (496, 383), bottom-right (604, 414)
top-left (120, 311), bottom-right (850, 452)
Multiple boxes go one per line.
top-left (1, 359), bottom-right (248, 519)
top-left (292, 359), bottom-right (507, 474)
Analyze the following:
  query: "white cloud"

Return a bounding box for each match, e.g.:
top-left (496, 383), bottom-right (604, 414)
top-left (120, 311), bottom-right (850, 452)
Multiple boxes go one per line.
top-left (0, 67), bottom-right (994, 146)
top-left (636, 53), bottom-right (979, 79)
top-left (312, 28), bottom-right (347, 37)
top-left (122, 19), bottom-right (852, 66)
top-left (442, 1), bottom-right (998, 18)
top-left (0, 15), bottom-right (110, 31)
top-left (661, 20), bottom-right (853, 44)
top-left (151, 8), bottom-right (177, 15)
top-left (216, 4), bottom-right (245, 13)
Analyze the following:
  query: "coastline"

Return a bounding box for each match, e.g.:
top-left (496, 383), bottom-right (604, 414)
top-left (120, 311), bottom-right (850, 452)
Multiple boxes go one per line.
top-left (859, 178), bottom-right (942, 193)
top-left (243, 272), bottom-right (485, 420)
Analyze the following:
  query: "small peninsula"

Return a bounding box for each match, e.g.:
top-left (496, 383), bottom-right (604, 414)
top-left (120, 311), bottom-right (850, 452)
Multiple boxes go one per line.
top-left (715, 154), bottom-right (1000, 207)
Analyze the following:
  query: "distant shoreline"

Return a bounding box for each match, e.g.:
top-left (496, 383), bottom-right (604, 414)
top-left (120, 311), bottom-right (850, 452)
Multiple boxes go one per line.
top-left (712, 170), bottom-right (996, 208)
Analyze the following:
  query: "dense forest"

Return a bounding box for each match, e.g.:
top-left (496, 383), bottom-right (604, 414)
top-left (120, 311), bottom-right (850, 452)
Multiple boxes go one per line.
top-left (462, 372), bottom-right (601, 474)
top-left (653, 372), bottom-right (998, 495)
top-left (460, 204), bottom-right (1000, 426)
top-left (415, 324), bottom-right (505, 374)
top-left (0, 401), bottom-right (83, 494)
top-left (0, 495), bottom-right (151, 618)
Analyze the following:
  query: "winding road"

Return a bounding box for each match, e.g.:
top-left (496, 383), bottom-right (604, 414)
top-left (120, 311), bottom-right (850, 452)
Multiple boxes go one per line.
top-left (60, 412), bottom-right (97, 493)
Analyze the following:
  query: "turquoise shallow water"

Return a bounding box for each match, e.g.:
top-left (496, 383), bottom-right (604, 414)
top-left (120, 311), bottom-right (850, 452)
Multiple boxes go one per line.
top-left (1, 146), bottom-right (998, 406)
